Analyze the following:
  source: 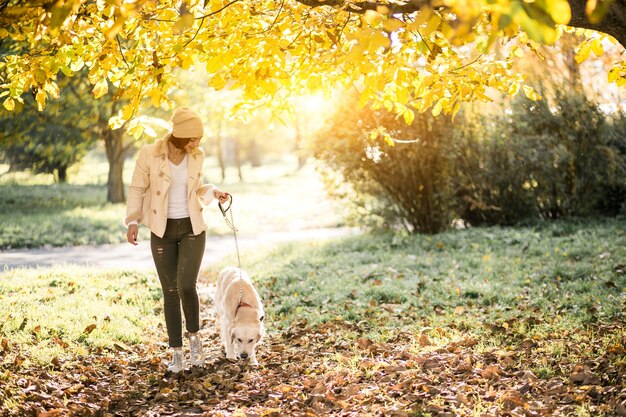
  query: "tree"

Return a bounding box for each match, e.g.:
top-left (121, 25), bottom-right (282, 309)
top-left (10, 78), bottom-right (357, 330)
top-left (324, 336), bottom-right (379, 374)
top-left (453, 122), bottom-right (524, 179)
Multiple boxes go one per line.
top-left (0, 73), bottom-right (95, 182)
top-left (0, 0), bottom-right (624, 135)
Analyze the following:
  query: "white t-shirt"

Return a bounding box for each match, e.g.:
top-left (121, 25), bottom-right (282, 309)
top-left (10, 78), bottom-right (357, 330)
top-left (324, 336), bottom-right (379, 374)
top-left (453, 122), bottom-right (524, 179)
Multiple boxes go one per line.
top-left (167, 154), bottom-right (190, 219)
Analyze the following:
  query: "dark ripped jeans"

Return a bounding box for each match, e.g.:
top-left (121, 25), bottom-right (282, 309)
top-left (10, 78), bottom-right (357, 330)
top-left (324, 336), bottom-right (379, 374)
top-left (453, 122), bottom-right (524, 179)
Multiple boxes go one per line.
top-left (151, 218), bottom-right (206, 348)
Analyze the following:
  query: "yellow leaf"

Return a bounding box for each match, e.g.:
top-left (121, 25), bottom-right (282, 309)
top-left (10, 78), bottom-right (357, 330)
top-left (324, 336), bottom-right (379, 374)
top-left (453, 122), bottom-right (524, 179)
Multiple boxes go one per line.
top-left (122, 104), bottom-right (134, 121)
top-left (370, 31), bottom-right (390, 50)
top-left (452, 100), bottom-right (461, 116)
top-left (586, 0), bottom-right (614, 24)
top-left (575, 43), bottom-right (591, 63)
top-left (173, 13), bottom-right (194, 34)
top-left (363, 10), bottom-right (383, 27)
top-left (36, 90), bottom-right (47, 111)
top-left (358, 61), bottom-right (376, 74)
top-left (546, 0), bottom-right (571, 24)
top-left (205, 55), bottom-right (222, 73)
top-left (396, 85), bottom-right (410, 104)
top-left (432, 99), bottom-right (443, 116)
top-left (422, 14), bottom-right (441, 37)
top-left (383, 18), bottom-right (403, 33)
top-left (149, 88), bottom-right (161, 107)
top-left (591, 38), bottom-right (603, 56)
top-left (260, 79), bottom-right (278, 95)
top-left (608, 66), bottom-right (619, 83)
top-left (359, 86), bottom-right (372, 109)
top-left (43, 81), bottom-right (60, 99)
top-left (92, 78), bottom-right (108, 99)
top-left (508, 81), bottom-right (520, 96)
top-left (403, 108), bottom-right (415, 125)
top-left (70, 58), bottom-right (84, 72)
top-left (2, 97), bottom-right (15, 111)
top-left (523, 85), bottom-right (541, 100)
top-left (346, 43), bottom-right (365, 63)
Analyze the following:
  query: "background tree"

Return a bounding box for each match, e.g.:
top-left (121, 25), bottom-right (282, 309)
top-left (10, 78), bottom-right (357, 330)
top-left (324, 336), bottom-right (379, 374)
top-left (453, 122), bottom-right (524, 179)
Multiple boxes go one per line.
top-left (0, 73), bottom-right (95, 182)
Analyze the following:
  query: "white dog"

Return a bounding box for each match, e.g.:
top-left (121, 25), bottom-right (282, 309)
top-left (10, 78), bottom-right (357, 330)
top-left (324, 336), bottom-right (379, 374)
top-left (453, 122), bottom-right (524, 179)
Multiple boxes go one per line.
top-left (214, 266), bottom-right (265, 365)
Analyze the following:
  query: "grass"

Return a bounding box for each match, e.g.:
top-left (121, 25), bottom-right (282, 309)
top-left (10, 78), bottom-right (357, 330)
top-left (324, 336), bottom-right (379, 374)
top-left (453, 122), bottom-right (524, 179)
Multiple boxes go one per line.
top-left (0, 267), bottom-right (163, 364)
top-left (1, 218), bottom-right (624, 415)
top-left (0, 150), bottom-right (344, 249)
top-left (245, 218), bottom-right (625, 332)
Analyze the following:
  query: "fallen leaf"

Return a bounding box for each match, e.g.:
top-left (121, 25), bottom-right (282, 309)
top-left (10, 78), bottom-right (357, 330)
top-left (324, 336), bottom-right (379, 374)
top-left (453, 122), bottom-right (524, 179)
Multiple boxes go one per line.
top-left (83, 324), bottom-right (97, 335)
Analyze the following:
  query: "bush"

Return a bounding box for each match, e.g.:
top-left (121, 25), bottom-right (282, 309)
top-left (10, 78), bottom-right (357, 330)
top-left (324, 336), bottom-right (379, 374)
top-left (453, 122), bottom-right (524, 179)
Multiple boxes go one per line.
top-left (457, 88), bottom-right (626, 222)
top-left (313, 87), bottom-right (626, 233)
top-left (454, 111), bottom-right (538, 225)
top-left (311, 93), bottom-right (458, 234)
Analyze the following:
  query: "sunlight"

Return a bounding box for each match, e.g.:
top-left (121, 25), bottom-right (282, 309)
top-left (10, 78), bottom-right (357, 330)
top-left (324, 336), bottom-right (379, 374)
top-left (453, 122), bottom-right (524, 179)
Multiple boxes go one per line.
top-left (293, 92), bottom-right (335, 118)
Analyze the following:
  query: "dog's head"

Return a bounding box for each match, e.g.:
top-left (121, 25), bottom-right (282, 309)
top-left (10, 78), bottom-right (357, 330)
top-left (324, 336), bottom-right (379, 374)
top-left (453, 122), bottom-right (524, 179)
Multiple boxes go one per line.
top-left (230, 314), bottom-right (264, 360)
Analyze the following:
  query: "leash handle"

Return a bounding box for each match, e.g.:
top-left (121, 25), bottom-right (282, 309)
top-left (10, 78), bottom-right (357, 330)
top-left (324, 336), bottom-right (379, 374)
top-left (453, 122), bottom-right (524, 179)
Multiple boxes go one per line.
top-left (218, 193), bottom-right (232, 217)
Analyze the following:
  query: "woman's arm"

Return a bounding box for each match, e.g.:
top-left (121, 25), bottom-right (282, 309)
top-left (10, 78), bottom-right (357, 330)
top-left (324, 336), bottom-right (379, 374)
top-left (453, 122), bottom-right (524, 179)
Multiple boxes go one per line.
top-left (124, 146), bottom-right (150, 243)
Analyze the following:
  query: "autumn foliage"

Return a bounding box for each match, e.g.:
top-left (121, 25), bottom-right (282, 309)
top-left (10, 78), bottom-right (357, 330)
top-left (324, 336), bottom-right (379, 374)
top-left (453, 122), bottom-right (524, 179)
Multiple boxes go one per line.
top-left (1, 0), bottom-right (624, 135)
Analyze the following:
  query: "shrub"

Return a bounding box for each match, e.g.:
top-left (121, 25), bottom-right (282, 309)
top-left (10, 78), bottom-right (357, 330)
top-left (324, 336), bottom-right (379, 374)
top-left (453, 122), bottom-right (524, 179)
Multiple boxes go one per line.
top-left (454, 111), bottom-right (538, 225)
top-left (455, 87), bottom-right (626, 223)
top-left (313, 87), bottom-right (626, 233)
top-left (311, 93), bottom-right (458, 234)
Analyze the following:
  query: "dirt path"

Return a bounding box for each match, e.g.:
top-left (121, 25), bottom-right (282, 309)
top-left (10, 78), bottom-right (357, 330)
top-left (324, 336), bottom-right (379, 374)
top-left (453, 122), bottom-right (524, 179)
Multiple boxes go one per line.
top-left (0, 227), bottom-right (359, 271)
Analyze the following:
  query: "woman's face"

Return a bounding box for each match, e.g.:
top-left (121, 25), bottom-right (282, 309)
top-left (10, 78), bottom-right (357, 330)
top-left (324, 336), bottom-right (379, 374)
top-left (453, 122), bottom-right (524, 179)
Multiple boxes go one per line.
top-left (184, 137), bottom-right (201, 152)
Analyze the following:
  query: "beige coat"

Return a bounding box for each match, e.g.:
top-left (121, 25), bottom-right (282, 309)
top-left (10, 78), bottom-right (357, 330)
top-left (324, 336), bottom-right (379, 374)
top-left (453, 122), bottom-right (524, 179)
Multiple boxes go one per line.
top-left (125, 136), bottom-right (216, 238)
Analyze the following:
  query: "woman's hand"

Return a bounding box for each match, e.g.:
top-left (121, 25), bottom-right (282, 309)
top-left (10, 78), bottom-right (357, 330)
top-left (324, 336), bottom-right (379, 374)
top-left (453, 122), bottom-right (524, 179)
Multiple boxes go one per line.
top-left (127, 224), bottom-right (139, 245)
top-left (214, 189), bottom-right (230, 205)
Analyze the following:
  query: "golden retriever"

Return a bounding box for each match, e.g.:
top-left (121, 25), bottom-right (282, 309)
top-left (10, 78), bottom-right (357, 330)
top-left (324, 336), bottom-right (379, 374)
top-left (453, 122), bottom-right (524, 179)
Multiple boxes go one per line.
top-left (214, 266), bottom-right (265, 365)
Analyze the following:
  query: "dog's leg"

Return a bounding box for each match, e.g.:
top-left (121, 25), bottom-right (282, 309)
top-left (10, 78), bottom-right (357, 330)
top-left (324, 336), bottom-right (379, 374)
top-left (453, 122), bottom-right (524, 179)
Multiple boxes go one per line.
top-left (219, 319), bottom-right (228, 355)
top-left (225, 327), bottom-right (236, 359)
top-left (250, 349), bottom-right (258, 366)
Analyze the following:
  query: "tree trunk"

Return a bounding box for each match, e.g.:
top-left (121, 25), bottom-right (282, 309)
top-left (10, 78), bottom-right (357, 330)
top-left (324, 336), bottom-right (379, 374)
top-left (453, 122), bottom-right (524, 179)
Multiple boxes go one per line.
top-left (248, 139), bottom-right (262, 168)
top-left (57, 166), bottom-right (68, 183)
top-left (294, 119), bottom-right (307, 170)
top-left (561, 34), bottom-right (583, 92)
top-left (213, 116), bottom-right (226, 181)
top-left (104, 128), bottom-right (126, 203)
top-left (234, 138), bottom-right (244, 182)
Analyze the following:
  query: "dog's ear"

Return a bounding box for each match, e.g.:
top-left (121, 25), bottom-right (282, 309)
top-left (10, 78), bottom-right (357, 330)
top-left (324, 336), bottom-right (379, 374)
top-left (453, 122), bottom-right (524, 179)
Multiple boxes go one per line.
top-left (259, 315), bottom-right (264, 322)
top-left (229, 328), bottom-right (236, 344)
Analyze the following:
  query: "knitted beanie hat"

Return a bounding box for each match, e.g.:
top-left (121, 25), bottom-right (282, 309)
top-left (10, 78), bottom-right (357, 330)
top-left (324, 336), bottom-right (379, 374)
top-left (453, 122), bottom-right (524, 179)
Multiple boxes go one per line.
top-left (171, 107), bottom-right (204, 138)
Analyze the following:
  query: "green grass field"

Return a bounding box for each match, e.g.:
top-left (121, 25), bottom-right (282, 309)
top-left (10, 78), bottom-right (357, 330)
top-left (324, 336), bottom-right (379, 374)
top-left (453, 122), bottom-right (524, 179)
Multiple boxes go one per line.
top-left (1, 218), bottom-right (624, 416)
top-left (0, 150), bottom-right (344, 249)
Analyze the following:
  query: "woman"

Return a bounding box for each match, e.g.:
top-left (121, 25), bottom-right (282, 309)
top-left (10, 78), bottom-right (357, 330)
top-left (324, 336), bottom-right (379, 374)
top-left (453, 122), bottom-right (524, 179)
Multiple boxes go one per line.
top-left (125, 107), bottom-right (229, 373)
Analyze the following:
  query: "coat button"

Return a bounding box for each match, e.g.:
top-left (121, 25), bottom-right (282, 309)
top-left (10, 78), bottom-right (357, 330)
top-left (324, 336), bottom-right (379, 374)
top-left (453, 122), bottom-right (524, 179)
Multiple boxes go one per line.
top-left (159, 172), bottom-right (164, 177)
top-left (156, 191), bottom-right (161, 196)
top-left (153, 209), bottom-right (156, 214)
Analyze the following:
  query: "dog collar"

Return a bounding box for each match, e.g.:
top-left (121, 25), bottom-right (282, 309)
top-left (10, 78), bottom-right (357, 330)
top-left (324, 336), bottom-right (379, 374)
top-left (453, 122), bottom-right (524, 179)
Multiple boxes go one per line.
top-left (235, 302), bottom-right (254, 315)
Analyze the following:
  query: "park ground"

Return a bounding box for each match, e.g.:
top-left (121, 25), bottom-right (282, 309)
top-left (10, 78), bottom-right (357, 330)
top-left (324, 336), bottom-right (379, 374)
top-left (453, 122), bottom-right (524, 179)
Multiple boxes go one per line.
top-left (0, 153), bottom-right (625, 416)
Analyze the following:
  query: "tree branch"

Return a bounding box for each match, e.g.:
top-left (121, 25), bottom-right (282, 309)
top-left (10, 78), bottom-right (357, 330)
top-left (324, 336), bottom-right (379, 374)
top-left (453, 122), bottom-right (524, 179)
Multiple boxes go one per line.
top-left (292, 0), bottom-right (626, 48)
top-left (292, 0), bottom-right (431, 14)
top-left (568, 0), bottom-right (626, 47)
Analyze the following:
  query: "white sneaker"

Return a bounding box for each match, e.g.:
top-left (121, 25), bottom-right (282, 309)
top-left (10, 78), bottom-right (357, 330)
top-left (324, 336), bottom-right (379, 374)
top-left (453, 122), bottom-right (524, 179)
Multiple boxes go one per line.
top-left (167, 348), bottom-right (185, 373)
top-left (189, 333), bottom-right (204, 366)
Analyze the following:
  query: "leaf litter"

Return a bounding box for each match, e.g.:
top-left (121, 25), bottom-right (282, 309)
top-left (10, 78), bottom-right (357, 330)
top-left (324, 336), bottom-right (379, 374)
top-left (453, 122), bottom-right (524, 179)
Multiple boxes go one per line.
top-left (1, 311), bottom-right (625, 417)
